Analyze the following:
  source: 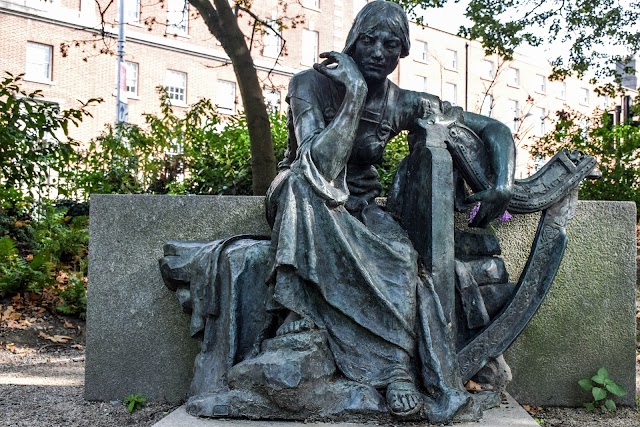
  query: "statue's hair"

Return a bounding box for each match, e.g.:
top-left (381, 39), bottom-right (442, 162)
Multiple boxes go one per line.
top-left (343, 1), bottom-right (410, 58)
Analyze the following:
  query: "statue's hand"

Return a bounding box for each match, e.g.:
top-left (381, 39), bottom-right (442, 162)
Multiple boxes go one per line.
top-left (466, 186), bottom-right (512, 228)
top-left (314, 51), bottom-right (367, 94)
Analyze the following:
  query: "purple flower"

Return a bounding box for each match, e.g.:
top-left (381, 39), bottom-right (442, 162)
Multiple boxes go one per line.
top-left (499, 210), bottom-right (513, 221)
top-left (469, 202), bottom-right (480, 223)
top-left (468, 202), bottom-right (513, 223)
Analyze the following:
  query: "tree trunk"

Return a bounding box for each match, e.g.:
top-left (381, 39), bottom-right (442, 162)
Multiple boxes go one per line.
top-left (189, 0), bottom-right (276, 195)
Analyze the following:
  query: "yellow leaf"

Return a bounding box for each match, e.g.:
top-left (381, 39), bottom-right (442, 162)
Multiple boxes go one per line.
top-left (50, 335), bottom-right (73, 343)
top-left (464, 380), bottom-right (482, 391)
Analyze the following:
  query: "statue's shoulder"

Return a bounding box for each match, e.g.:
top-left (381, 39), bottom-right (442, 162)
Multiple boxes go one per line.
top-left (289, 69), bottom-right (334, 95)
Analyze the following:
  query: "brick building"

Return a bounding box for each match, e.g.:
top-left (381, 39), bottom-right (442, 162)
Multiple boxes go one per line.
top-left (0, 0), bottom-right (635, 177)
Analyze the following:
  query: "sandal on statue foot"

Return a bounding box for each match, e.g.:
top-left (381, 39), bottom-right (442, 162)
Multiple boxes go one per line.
top-left (386, 381), bottom-right (424, 417)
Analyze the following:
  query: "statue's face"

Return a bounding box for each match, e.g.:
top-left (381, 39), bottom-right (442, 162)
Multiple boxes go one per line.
top-left (351, 25), bottom-right (402, 85)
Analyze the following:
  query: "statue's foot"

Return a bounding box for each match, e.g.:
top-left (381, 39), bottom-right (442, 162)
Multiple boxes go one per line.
top-left (276, 315), bottom-right (314, 336)
top-left (385, 381), bottom-right (423, 417)
top-left (424, 388), bottom-right (476, 425)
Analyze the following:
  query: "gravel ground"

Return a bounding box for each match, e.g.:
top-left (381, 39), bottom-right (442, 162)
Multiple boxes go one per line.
top-left (0, 344), bottom-right (638, 427)
top-left (0, 347), bottom-right (176, 427)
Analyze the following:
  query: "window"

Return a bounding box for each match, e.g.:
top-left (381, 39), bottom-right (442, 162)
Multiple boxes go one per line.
top-left (25, 42), bottom-right (53, 82)
top-left (263, 89), bottom-right (281, 112)
top-left (508, 99), bottom-right (520, 132)
top-left (507, 67), bottom-right (520, 86)
top-left (480, 93), bottom-right (493, 117)
top-left (124, 61), bottom-right (138, 96)
top-left (413, 75), bottom-right (428, 92)
top-left (218, 80), bottom-right (236, 113)
top-left (480, 60), bottom-right (494, 80)
top-left (302, 29), bottom-right (319, 66)
top-left (580, 87), bottom-right (590, 105)
top-left (415, 41), bottom-right (428, 62)
top-left (165, 70), bottom-right (187, 104)
top-left (557, 81), bottom-right (567, 99)
top-left (445, 49), bottom-right (458, 70)
top-left (302, 0), bottom-right (319, 9)
top-left (536, 74), bottom-right (547, 93)
top-left (599, 94), bottom-right (610, 109)
top-left (263, 20), bottom-right (282, 58)
top-left (535, 107), bottom-right (546, 136)
top-left (122, 0), bottom-right (140, 24)
top-left (167, 0), bottom-right (188, 35)
top-left (443, 82), bottom-right (457, 105)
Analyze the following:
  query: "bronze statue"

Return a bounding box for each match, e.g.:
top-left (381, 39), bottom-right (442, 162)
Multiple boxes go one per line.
top-left (160, 1), bottom-right (598, 423)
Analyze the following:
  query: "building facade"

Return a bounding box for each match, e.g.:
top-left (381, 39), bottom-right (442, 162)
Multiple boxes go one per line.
top-left (1, 0), bottom-right (636, 177)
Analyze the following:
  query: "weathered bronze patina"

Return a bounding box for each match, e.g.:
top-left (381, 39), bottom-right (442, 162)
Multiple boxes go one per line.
top-left (160, 1), bottom-right (597, 423)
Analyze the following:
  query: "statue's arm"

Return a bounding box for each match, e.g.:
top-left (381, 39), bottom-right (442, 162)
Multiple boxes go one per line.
top-left (290, 52), bottom-right (367, 181)
top-left (461, 111), bottom-right (516, 227)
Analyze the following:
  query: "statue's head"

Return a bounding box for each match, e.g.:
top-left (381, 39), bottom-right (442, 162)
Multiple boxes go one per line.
top-left (343, 1), bottom-right (410, 59)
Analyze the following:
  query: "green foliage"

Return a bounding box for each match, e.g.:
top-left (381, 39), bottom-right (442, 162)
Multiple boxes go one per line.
top-left (72, 87), bottom-right (288, 198)
top-left (379, 132), bottom-right (409, 195)
top-left (528, 107), bottom-right (640, 212)
top-left (0, 72), bottom-right (101, 208)
top-left (123, 393), bottom-right (147, 413)
top-left (578, 368), bottom-right (627, 413)
top-left (0, 202), bottom-right (88, 316)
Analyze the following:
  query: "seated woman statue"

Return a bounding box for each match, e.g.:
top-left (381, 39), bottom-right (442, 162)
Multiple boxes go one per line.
top-left (263, 0), bottom-right (515, 421)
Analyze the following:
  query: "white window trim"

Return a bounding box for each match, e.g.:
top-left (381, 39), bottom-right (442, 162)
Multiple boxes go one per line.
top-left (301, 0), bottom-right (321, 12)
top-left (124, 61), bottom-right (139, 98)
top-left (25, 41), bottom-right (53, 84)
top-left (480, 60), bottom-right (494, 81)
top-left (165, 70), bottom-right (187, 106)
top-left (507, 67), bottom-right (520, 87)
top-left (445, 49), bottom-right (458, 71)
top-left (217, 80), bottom-right (237, 114)
top-left (167, 0), bottom-right (189, 36)
top-left (119, 0), bottom-right (141, 24)
top-left (535, 74), bottom-right (547, 94)
top-left (414, 40), bottom-right (429, 63)
top-left (301, 29), bottom-right (319, 66)
top-left (262, 19), bottom-right (282, 59)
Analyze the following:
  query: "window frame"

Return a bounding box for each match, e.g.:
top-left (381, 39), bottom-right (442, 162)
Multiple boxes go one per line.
top-left (262, 19), bottom-right (282, 59)
top-left (165, 70), bottom-right (187, 106)
top-left (124, 61), bottom-right (139, 97)
top-left (443, 82), bottom-right (458, 105)
top-left (25, 41), bottom-right (53, 83)
top-left (507, 67), bottom-right (520, 87)
top-left (536, 74), bottom-right (547, 93)
top-left (415, 40), bottom-right (429, 63)
top-left (167, 0), bottom-right (189, 36)
top-left (445, 49), bottom-right (458, 71)
top-left (480, 59), bottom-right (494, 80)
top-left (121, 0), bottom-right (141, 24)
top-left (301, 29), bottom-right (319, 66)
top-left (217, 80), bottom-right (237, 114)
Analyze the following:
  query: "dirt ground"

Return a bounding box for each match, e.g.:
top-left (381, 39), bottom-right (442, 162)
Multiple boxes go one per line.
top-left (0, 297), bottom-right (176, 427)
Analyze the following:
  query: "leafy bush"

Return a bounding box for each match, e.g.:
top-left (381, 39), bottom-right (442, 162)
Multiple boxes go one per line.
top-left (0, 72), bottom-right (100, 210)
top-left (72, 87), bottom-right (288, 197)
top-left (528, 107), bottom-right (640, 212)
top-left (0, 202), bottom-right (88, 317)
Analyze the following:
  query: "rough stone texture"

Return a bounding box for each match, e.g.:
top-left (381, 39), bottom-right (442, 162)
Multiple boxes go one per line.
top-left (87, 196), bottom-right (636, 407)
top-left (153, 393), bottom-right (539, 427)
top-left (86, 195), bottom-right (271, 403)
top-left (499, 201), bottom-right (637, 407)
